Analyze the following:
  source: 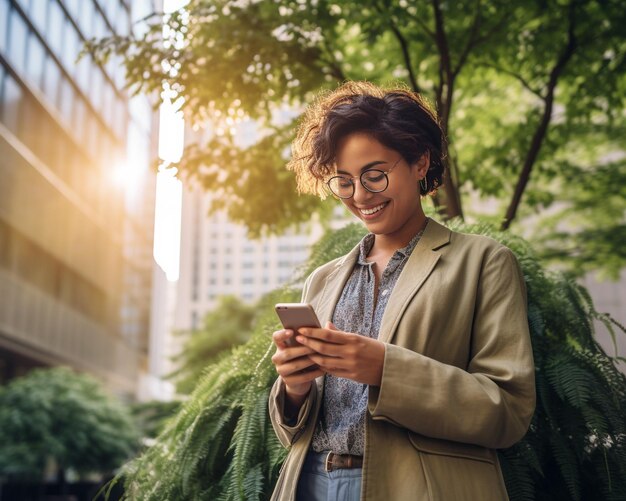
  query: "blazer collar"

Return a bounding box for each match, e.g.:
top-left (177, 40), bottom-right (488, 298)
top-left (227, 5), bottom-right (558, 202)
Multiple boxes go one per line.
top-left (378, 218), bottom-right (450, 344)
top-left (314, 218), bottom-right (452, 339)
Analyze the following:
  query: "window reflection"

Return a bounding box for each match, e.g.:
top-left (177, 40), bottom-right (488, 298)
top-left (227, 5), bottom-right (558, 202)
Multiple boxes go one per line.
top-left (0, 0), bottom-right (9, 53)
top-left (80, 0), bottom-right (93, 35)
top-left (64, 0), bottom-right (81, 22)
top-left (25, 34), bottom-right (45, 88)
top-left (2, 76), bottom-right (23, 134)
top-left (8, 10), bottom-right (27, 74)
top-left (59, 78), bottom-right (74, 124)
top-left (76, 56), bottom-right (90, 92)
top-left (42, 56), bottom-right (60, 103)
top-left (91, 70), bottom-right (102, 111)
top-left (62, 26), bottom-right (79, 70)
top-left (47, 0), bottom-right (65, 56)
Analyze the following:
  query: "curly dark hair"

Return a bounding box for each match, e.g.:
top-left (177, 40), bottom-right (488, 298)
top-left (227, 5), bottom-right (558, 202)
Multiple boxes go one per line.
top-left (287, 81), bottom-right (447, 198)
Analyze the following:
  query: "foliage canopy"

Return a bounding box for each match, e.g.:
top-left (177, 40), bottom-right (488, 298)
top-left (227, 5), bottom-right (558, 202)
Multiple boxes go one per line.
top-left (87, 0), bottom-right (626, 277)
top-left (0, 367), bottom-right (139, 480)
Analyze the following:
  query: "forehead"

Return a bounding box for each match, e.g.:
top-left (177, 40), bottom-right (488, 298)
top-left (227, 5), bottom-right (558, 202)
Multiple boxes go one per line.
top-left (335, 133), bottom-right (395, 172)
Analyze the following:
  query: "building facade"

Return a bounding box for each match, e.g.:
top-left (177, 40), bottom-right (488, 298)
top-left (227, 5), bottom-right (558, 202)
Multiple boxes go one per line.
top-left (0, 0), bottom-right (158, 397)
top-left (173, 184), bottom-right (323, 333)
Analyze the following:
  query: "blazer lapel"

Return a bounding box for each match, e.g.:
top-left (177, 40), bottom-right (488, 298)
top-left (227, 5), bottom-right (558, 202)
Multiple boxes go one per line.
top-left (314, 241), bottom-right (361, 326)
top-left (378, 219), bottom-right (451, 344)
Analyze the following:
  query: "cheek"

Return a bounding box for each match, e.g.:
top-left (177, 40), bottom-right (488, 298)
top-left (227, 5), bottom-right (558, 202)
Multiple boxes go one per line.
top-left (390, 184), bottom-right (419, 205)
top-left (341, 200), bottom-right (360, 217)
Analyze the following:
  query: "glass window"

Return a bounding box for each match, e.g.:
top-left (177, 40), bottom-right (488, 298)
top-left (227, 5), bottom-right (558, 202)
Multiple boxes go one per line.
top-left (30, 0), bottom-right (47, 36)
top-left (105, 1), bottom-right (118, 30)
top-left (90, 69), bottom-right (103, 110)
top-left (0, 0), bottom-right (9, 54)
top-left (25, 34), bottom-right (45, 88)
top-left (18, 87), bottom-right (36, 150)
top-left (47, 1), bottom-right (65, 56)
top-left (79, 1), bottom-right (93, 36)
top-left (64, 0), bottom-right (81, 22)
top-left (31, 111), bottom-right (50, 160)
top-left (0, 64), bottom-right (5, 101)
top-left (59, 78), bottom-right (74, 124)
top-left (62, 25), bottom-right (80, 70)
top-left (8, 9), bottom-right (28, 75)
top-left (42, 56), bottom-right (60, 104)
top-left (94, 14), bottom-right (106, 39)
top-left (14, 0), bottom-right (30, 14)
top-left (117, 6), bottom-right (130, 37)
top-left (2, 75), bottom-right (23, 135)
top-left (102, 84), bottom-right (114, 126)
top-left (75, 54), bottom-right (91, 92)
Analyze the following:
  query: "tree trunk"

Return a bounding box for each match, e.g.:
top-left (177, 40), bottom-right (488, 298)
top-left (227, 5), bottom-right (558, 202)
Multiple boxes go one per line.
top-left (501, 1), bottom-right (577, 230)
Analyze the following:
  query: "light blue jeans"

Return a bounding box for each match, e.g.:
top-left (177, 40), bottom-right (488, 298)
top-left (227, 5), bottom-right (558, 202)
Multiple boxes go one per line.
top-left (296, 451), bottom-right (363, 501)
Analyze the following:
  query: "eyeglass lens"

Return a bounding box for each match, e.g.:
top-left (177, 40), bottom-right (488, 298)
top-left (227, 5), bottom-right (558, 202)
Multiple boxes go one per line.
top-left (328, 169), bottom-right (389, 198)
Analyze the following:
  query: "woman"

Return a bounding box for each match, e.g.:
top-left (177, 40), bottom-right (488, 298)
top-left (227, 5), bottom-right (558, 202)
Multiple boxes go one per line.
top-left (269, 81), bottom-right (535, 501)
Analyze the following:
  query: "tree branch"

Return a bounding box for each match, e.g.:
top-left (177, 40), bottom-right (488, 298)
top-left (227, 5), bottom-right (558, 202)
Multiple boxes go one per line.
top-left (431, 0), bottom-right (463, 219)
top-left (374, 2), bottom-right (420, 92)
top-left (452, 5), bottom-right (514, 80)
top-left (403, 6), bottom-right (436, 40)
top-left (319, 37), bottom-right (348, 82)
top-left (476, 62), bottom-right (544, 99)
top-left (451, 0), bottom-right (482, 79)
top-left (502, 1), bottom-right (578, 230)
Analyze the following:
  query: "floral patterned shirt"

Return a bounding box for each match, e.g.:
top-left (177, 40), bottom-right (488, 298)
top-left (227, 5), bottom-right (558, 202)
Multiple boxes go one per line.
top-left (310, 222), bottom-right (428, 455)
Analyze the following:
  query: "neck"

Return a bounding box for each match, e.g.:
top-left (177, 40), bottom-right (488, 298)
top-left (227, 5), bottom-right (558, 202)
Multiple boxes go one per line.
top-left (372, 209), bottom-right (429, 255)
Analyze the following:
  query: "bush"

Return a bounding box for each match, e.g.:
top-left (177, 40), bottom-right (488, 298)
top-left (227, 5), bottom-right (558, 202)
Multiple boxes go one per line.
top-left (111, 222), bottom-right (626, 500)
top-left (0, 366), bottom-right (140, 481)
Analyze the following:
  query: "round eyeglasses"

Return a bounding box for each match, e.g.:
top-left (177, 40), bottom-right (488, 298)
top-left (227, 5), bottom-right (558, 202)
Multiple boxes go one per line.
top-left (326, 157), bottom-right (403, 199)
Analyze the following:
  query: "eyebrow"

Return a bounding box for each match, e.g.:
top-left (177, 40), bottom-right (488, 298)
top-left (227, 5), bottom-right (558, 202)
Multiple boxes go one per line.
top-left (336, 160), bottom-right (388, 175)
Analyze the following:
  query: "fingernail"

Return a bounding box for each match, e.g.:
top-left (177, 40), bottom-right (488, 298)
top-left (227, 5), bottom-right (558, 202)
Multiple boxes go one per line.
top-left (296, 336), bottom-right (306, 343)
top-left (298, 328), bottom-right (309, 336)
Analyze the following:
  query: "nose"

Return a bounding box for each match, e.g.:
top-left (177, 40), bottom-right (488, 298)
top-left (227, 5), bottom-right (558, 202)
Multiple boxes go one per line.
top-left (352, 179), bottom-right (374, 204)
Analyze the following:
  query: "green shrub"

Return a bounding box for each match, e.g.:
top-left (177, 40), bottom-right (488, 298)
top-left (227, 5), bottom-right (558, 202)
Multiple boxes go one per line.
top-left (0, 366), bottom-right (139, 480)
top-left (111, 222), bottom-right (626, 500)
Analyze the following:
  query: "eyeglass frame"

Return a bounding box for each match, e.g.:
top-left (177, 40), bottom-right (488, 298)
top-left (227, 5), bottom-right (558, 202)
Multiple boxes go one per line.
top-left (326, 157), bottom-right (404, 199)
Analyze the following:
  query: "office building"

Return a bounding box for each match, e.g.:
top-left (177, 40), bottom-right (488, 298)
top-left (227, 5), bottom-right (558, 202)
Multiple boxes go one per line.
top-left (173, 184), bottom-right (324, 332)
top-left (0, 0), bottom-right (158, 397)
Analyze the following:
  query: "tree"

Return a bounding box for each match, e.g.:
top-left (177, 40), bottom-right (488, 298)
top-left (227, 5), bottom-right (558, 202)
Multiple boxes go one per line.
top-left (0, 367), bottom-right (139, 485)
top-left (105, 222), bottom-right (626, 501)
top-left (170, 295), bottom-right (257, 394)
top-left (87, 0), bottom-right (626, 276)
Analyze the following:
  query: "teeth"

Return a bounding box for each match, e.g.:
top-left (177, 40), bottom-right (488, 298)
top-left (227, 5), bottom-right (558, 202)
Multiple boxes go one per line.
top-left (360, 203), bottom-right (387, 215)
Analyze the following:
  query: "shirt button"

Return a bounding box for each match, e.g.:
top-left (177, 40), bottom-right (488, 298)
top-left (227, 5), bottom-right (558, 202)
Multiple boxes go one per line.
top-left (381, 289), bottom-right (389, 296)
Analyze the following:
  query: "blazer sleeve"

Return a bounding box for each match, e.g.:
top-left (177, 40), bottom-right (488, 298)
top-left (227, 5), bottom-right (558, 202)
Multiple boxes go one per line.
top-left (269, 377), bottom-right (318, 448)
top-left (368, 245), bottom-right (536, 449)
top-left (268, 271), bottom-right (319, 448)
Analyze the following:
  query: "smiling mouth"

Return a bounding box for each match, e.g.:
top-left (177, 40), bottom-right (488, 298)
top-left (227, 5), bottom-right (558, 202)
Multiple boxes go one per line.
top-left (359, 202), bottom-right (388, 216)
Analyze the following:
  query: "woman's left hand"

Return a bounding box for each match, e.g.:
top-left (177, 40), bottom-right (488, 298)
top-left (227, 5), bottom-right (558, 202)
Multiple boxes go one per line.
top-left (296, 321), bottom-right (385, 386)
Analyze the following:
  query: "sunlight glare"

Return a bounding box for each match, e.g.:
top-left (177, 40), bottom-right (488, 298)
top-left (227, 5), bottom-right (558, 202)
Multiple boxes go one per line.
top-left (153, 166), bottom-right (182, 281)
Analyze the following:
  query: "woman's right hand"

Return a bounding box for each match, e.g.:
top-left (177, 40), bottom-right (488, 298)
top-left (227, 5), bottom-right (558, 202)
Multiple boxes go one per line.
top-left (271, 329), bottom-right (324, 399)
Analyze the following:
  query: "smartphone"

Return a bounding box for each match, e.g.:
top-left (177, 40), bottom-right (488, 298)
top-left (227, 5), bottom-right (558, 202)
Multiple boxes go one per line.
top-left (275, 303), bottom-right (321, 347)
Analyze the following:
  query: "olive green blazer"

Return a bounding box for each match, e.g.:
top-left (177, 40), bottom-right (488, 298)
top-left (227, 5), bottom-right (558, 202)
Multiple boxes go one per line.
top-left (269, 219), bottom-right (536, 501)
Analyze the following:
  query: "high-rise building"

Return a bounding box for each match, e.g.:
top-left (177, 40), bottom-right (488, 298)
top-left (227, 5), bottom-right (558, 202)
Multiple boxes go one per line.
top-left (0, 0), bottom-right (159, 398)
top-left (173, 184), bottom-right (324, 332)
